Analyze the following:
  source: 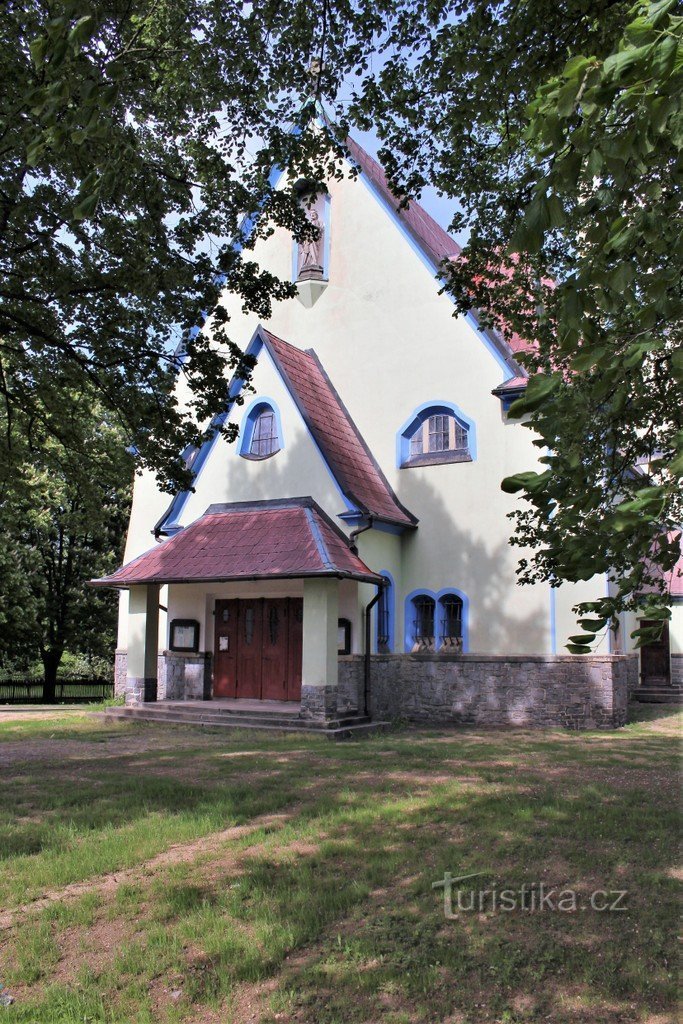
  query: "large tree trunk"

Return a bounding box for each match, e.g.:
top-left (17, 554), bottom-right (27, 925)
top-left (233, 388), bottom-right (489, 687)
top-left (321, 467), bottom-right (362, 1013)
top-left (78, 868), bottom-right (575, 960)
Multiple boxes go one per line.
top-left (42, 651), bottom-right (61, 704)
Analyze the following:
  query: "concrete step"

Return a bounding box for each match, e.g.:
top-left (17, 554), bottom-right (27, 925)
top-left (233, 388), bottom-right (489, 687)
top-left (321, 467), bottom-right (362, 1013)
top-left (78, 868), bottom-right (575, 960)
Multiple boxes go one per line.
top-left (109, 705), bottom-right (369, 730)
top-left (97, 708), bottom-right (388, 740)
top-left (632, 689), bottom-right (683, 703)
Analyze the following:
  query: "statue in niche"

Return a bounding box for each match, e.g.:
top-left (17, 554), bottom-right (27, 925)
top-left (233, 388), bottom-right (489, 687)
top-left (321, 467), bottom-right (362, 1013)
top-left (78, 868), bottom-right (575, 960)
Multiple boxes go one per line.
top-left (297, 195), bottom-right (324, 281)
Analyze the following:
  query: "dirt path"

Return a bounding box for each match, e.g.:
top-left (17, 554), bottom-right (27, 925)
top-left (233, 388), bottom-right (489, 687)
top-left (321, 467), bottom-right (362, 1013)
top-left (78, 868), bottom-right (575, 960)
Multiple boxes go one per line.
top-left (0, 809), bottom-right (296, 931)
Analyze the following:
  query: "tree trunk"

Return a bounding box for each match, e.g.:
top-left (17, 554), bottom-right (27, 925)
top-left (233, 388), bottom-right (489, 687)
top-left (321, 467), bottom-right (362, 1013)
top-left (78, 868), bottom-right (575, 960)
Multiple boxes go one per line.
top-left (42, 651), bottom-right (61, 704)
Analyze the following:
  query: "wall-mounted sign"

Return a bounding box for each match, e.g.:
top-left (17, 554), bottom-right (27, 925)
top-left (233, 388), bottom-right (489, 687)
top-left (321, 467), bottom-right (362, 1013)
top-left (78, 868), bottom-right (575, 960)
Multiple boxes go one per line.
top-left (169, 619), bottom-right (200, 653)
top-left (219, 636), bottom-right (230, 652)
top-left (337, 618), bottom-right (352, 656)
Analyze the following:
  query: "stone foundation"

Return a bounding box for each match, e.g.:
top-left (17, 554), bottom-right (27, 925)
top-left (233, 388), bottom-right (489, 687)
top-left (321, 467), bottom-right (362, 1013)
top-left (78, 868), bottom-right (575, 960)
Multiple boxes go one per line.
top-left (339, 653), bottom-right (638, 730)
top-left (116, 649), bottom-right (637, 728)
top-left (300, 683), bottom-right (338, 720)
top-left (671, 653), bottom-right (683, 686)
top-left (115, 651), bottom-right (212, 704)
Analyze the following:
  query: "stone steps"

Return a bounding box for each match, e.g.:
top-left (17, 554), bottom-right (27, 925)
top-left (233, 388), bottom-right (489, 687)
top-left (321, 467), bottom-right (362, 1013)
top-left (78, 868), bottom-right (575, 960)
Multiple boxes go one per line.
top-left (97, 704), bottom-right (389, 741)
top-left (632, 687), bottom-right (683, 704)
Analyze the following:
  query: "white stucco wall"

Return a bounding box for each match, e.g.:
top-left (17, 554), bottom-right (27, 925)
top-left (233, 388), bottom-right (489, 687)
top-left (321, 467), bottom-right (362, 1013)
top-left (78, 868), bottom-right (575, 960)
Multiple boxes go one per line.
top-left (118, 155), bottom-right (601, 657)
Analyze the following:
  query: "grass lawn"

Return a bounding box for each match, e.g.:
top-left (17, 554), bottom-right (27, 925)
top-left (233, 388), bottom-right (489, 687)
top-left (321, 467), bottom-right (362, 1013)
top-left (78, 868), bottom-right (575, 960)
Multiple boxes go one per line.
top-left (0, 705), bottom-right (679, 1023)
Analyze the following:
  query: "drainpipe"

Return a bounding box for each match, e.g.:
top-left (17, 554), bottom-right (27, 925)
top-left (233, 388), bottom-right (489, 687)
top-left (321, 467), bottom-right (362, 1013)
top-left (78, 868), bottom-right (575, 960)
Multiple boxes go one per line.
top-left (349, 515), bottom-right (374, 553)
top-left (363, 579), bottom-right (385, 719)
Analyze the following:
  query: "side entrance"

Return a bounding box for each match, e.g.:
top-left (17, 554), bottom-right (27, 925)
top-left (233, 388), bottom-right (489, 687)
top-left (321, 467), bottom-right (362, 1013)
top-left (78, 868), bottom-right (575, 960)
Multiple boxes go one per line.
top-left (213, 598), bottom-right (303, 701)
top-left (639, 620), bottom-right (671, 688)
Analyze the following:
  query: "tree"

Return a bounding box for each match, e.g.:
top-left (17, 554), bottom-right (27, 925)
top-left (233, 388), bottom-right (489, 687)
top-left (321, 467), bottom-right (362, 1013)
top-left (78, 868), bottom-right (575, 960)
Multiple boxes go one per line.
top-left (350, 0), bottom-right (682, 645)
top-left (0, 394), bottom-right (131, 699)
top-left (4, 0), bottom-right (681, 646)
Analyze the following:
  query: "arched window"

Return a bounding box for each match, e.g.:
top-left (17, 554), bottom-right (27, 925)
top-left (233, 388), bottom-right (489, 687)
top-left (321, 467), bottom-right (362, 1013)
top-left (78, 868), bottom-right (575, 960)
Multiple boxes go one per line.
top-left (239, 401), bottom-right (282, 460)
top-left (411, 594), bottom-right (435, 651)
top-left (376, 573), bottom-right (394, 652)
top-left (439, 594), bottom-right (463, 650)
top-left (398, 404), bottom-right (474, 467)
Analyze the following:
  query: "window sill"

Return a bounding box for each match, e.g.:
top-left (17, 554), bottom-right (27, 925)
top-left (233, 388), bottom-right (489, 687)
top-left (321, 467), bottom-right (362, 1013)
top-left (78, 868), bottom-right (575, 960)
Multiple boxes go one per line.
top-left (401, 450), bottom-right (472, 468)
top-left (239, 449), bottom-right (281, 462)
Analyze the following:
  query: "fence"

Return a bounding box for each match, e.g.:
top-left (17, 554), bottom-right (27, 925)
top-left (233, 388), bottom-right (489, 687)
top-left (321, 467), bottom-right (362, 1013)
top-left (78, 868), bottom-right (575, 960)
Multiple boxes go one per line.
top-left (0, 677), bottom-right (114, 705)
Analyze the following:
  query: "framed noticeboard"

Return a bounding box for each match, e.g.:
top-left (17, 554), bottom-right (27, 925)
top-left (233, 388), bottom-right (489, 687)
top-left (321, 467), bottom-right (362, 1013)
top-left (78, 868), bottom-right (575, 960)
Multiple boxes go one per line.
top-left (169, 619), bottom-right (200, 653)
top-left (337, 618), bottom-right (352, 656)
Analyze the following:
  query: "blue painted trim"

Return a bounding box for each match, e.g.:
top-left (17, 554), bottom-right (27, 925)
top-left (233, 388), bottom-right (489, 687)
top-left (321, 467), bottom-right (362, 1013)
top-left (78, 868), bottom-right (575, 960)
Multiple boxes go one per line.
top-left (158, 331), bottom-right (266, 532)
top-left (396, 401), bottom-right (477, 468)
top-left (403, 587), bottom-right (470, 653)
top-left (348, 151), bottom-right (512, 380)
top-left (291, 191), bottom-right (331, 283)
top-left (375, 570), bottom-right (396, 653)
top-left (304, 507), bottom-right (334, 570)
top-left (158, 325), bottom-right (360, 533)
top-left (237, 396), bottom-right (284, 458)
top-left (549, 586), bottom-right (557, 655)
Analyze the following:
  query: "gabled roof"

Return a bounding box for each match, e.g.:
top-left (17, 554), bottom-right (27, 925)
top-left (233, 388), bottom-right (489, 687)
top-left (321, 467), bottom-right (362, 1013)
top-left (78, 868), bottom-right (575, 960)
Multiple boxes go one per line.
top-left (92, 498), bottom-right (383, 588)
top-left (344, 134), bottom-right (531, 368)
top-left (261, 329), bottom-right (417, 528)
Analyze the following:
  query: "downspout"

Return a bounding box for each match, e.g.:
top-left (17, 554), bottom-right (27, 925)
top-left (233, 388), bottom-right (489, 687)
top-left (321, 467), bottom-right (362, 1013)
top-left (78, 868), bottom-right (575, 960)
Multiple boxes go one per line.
top-left (363, 579), bottom-right (385, 719)
top-left (349, 515), bottom-right (374, 553)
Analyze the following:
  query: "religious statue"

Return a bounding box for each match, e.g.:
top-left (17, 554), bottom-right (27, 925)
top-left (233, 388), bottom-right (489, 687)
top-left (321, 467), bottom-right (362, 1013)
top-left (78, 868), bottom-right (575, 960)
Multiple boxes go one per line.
top-left (297, 198), bottom-right (324, 280)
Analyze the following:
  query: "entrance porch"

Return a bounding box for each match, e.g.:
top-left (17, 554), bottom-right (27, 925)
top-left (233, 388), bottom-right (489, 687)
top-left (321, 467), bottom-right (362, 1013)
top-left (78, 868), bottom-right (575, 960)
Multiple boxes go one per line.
top-left (94, 498), bottom-right (384, 722)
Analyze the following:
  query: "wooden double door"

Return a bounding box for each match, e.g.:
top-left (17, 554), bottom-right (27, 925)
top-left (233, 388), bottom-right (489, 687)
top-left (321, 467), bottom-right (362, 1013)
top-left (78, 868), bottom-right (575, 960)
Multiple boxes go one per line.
top-left (213, 598), bottom-right (303, 701)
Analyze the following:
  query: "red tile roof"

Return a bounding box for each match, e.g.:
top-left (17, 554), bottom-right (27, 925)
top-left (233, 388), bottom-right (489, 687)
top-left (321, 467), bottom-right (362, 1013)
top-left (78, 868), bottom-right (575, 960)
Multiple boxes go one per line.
top-left (345, 135), bottom-right (532, 363)
top-left (91, 499), bottom-right (384, 587)
top-left (261, 330), bottom-right (417, 527)
top-left (491, 376), bottom-right (528, 395)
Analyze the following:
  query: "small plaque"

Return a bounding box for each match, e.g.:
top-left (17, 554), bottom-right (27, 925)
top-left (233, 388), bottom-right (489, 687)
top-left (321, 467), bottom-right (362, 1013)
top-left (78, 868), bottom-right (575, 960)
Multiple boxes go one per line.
top-left (219, 636), bottom-right (230, 652)
top-left (169, 619), bottom-right (200, 653)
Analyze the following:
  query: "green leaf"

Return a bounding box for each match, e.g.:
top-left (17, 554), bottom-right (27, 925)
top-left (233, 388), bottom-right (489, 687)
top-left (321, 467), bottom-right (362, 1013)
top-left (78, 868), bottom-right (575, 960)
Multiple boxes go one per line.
top-left (68, 15), bottom-right (96, 47)
top-left (29, 37), bottom-right (47, 68)
top-left (603, 44), bottom-right (654, 81)
top-left (568, 634), bottom-right (598, 646)
top-left (26, 138), bottom-right (46, 167)
top-left (73, 191), bottom-right (99, 221)
top-left (566, 644), bottom-right (593, 654)
top-left (507, 374), bottom-right (561, 418)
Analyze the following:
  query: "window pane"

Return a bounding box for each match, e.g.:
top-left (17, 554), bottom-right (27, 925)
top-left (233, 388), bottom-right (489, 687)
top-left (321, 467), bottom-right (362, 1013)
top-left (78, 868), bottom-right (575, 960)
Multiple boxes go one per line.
top-left (440, 595), bottom-right (463, 640)
top-left (428, 415), bottom-right (449, 452)
top-left (453, 421), bottom-right (468, 451)
top-left (378, 579), bottom-right (391, 648)
top-left (250, 410), bottom-right (278, 456)
top-left (410, 427), bottom-right (423, 456)
top-left (413, 596), bottom-right (435, 638)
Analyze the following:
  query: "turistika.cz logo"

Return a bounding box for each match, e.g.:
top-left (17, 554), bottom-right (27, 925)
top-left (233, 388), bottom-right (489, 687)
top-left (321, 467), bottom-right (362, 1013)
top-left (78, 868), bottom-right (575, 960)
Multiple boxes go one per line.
top-left (432, 872), bottom-right (628, 917)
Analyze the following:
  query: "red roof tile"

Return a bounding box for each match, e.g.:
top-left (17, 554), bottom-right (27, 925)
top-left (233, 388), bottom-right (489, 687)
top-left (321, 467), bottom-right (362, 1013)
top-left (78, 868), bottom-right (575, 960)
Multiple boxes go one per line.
top-left (261, 330), bottom-right (416, 527)
top-left (491, 376), bottom-right (528, 395)
top-left (92, 499), bottom-right (383, 587)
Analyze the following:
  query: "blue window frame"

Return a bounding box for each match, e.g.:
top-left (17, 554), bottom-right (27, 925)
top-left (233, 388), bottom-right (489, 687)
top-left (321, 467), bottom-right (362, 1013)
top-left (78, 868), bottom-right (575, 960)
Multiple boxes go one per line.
top-left (239, 399), bottom-right (283, 460)
top-left (376, 571), bottom-right (395, 652)
top-left (404, 588), bottom-right (470, 653)
top-left (398, 402), bottom-right (476, 468)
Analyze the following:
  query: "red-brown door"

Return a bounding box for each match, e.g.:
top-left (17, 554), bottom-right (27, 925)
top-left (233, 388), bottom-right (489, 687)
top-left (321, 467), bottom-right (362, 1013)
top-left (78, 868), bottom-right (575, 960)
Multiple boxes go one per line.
top-left (236, 599), bottom-right (263, 698)
top-left (213, 596), bottom-right (302, 700)
top-left (640, 620), bottom-right (671, 687)
top-left (213, 599), bottom-right (239, 697)
top-left (286, 598), bottom-right (303, 701)
top-left (261, 599), bottom-right (289, 700)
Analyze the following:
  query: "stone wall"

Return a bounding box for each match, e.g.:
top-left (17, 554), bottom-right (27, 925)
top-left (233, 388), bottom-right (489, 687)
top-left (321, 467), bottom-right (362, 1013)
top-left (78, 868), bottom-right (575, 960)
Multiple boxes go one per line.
top-left (339, 653), bottom-right (638, 729)
top-left (671, 654), bottom-right (683, 687)
top-left (115, 651), bottom-right (212, 703)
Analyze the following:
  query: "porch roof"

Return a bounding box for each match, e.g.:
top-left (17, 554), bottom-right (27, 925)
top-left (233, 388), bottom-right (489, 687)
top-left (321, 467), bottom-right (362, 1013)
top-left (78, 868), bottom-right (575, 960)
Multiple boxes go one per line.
top-left (91, 498), bottom-right (384, 588)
